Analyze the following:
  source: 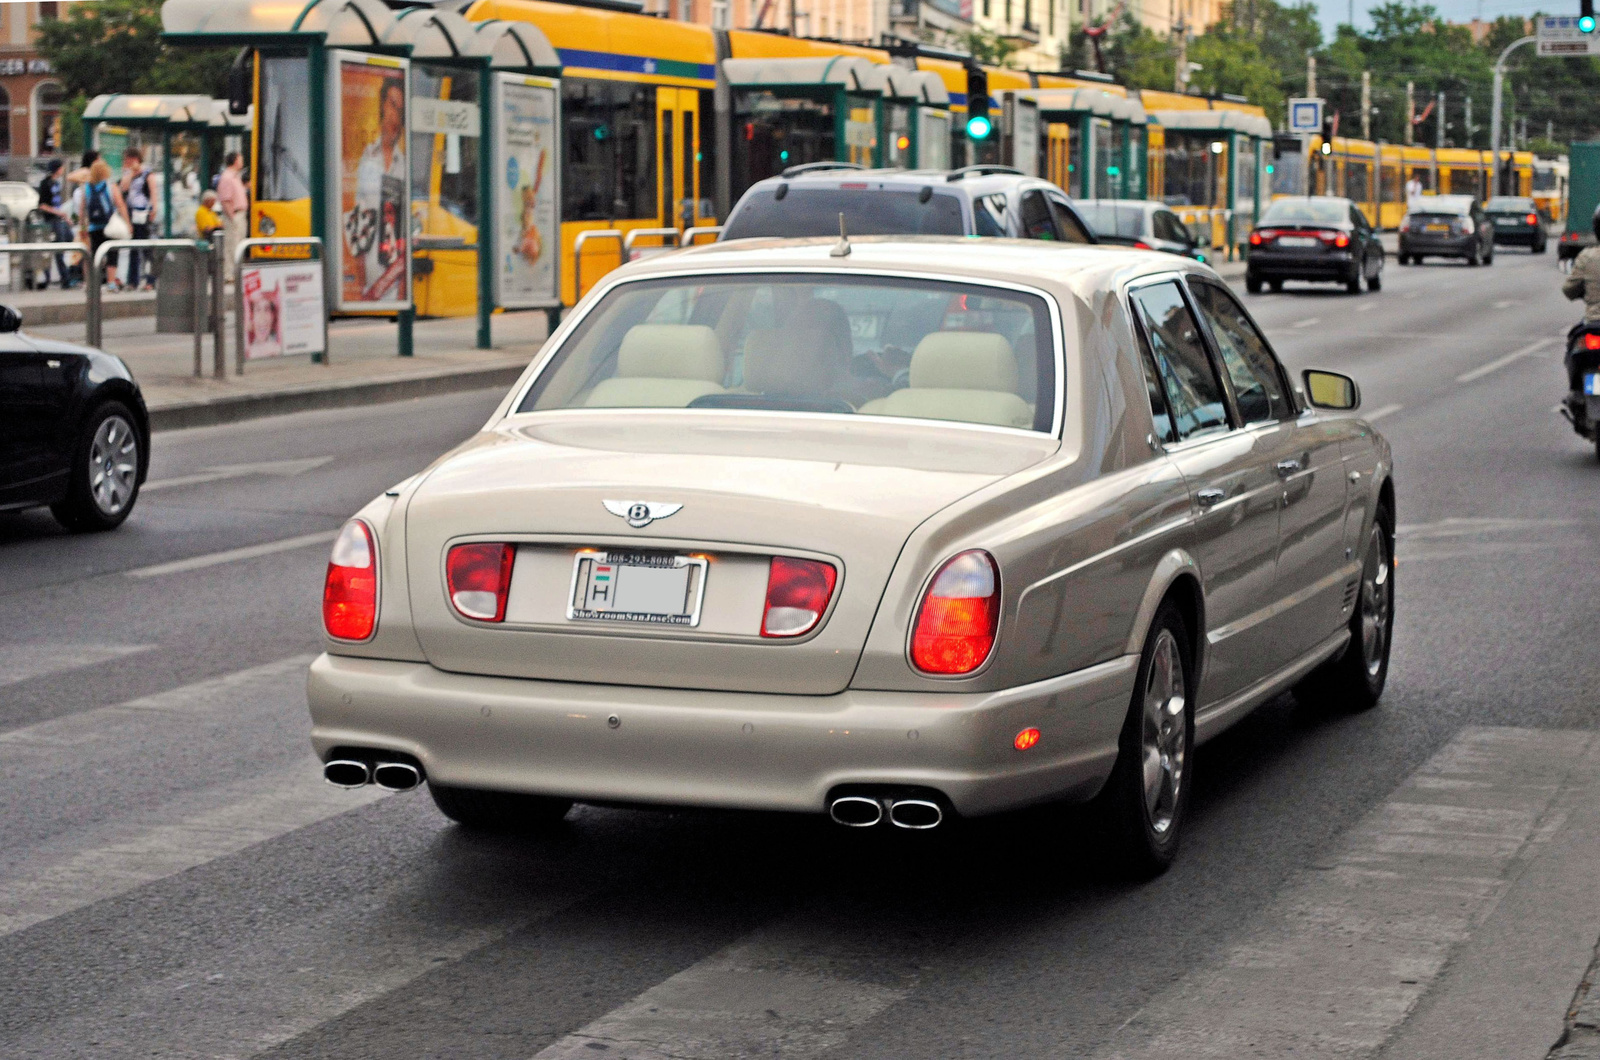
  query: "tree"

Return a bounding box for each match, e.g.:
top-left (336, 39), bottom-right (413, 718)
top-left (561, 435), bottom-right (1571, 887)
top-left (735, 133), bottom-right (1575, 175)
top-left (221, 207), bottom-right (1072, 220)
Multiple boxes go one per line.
top-left (36, 0), bottom-right (234, 102)
top-left (1187, 30), bottom-right (1284, 119)
top-left (957, 27), bottom-right (1021, 68)
top-left (1068, 14), bottom-right (1173, 90)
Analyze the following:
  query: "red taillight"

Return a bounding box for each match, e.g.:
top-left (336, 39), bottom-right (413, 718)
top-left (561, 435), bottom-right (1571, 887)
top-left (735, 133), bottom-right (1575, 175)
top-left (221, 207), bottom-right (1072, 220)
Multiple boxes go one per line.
top-left (761, 556), bottom-right (837, 637)
top-left (911, 550), bottom-right (1000, 675)
top-left (1133, 239), bottom-right (1152, 249)
top-left (1248, 231), bottom-right (1262, 246)
top-left (323, 520), bottom-right (377, 641)
top-left (1333, 232), bottom-right (1351, 248)
top-left (446, 543), bottom-right (515, 622)
top-left (1527, 213), bottom-right (1539, 225)
top-left (1585, 334), bottom-right (1600, 351)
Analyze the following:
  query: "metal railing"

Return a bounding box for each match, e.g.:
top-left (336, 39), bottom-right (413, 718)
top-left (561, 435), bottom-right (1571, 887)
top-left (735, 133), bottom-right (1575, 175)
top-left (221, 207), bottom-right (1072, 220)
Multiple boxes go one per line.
top-left (685, 226), bottom-right (723, 245)
top-left (573, 226), bottom-right (720, 301)
top-left (623, 227), bottom-right (681, 259)
top-left (234, 237), bottom-right (328, 375)
top-left (91, 238), bottom-right (217, 376)
top-left (572, 229), bottom-right (623, 301)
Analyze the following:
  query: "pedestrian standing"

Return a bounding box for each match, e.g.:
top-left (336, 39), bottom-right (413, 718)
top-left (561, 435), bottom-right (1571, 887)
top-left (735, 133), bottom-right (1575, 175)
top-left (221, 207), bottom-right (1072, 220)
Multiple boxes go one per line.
top-left (35, 158), bottom-right (76, 288)
top-left (119, 148), bottom-right (158, 290)
top-left (216, 151), bottom-right (249, 281)
top-left (1405, 170), bottom-right (1424, 205)
top-left (81, 158), bottom-right (132, 292)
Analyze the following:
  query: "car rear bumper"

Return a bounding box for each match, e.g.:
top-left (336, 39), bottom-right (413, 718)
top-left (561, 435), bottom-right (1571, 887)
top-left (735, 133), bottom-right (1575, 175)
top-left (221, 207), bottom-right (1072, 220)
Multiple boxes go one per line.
top-left (307, 652), bottom-right (1136, 818)
top-left (1490, 228), bottom-right (1539, 245)
top-left (1399, 234), bottom-right (1474, 256)
top-left (1247, 250), bottom-right (1355, 279)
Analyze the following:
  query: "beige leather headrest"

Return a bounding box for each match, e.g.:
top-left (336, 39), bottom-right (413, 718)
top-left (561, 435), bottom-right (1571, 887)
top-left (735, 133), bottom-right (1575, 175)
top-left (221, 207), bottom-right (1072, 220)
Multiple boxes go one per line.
top-left (908, 332), bottom-right (1019, 393)
top-left (617, 325), bottom-right (725, 382)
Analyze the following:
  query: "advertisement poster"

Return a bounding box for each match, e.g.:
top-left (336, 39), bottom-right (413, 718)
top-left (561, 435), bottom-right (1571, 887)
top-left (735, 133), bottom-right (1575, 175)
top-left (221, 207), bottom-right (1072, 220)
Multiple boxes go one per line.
top-left (494, 75), bottom-right (560, 309)
top-left (333, 53), bottom-right (409, 310)
top-left (242, 260), bottom-right (327, 360)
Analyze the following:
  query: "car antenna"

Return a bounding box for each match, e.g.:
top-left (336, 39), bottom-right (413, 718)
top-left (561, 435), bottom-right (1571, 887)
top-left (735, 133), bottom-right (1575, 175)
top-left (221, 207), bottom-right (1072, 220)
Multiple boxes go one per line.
top-left (831, 212), bottom-right (851, 257)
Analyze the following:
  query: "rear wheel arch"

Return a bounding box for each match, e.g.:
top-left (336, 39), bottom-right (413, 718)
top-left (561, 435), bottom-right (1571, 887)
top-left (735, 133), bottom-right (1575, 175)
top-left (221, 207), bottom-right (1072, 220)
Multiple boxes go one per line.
top-left (1124, 550), bottom-right (1206, 684)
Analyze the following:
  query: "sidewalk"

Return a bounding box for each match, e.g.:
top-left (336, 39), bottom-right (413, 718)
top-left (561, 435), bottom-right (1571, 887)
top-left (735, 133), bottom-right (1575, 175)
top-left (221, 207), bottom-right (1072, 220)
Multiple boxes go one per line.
top-left (8, 283), bottom-right (156, 326)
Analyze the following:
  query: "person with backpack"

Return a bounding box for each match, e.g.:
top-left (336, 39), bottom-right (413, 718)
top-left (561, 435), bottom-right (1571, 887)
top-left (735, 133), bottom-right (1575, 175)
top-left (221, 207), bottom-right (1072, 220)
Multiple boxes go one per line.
top-left (78, 158), bottom-right (132, 292)
top-left (120, 148), bottom-right (158, 290)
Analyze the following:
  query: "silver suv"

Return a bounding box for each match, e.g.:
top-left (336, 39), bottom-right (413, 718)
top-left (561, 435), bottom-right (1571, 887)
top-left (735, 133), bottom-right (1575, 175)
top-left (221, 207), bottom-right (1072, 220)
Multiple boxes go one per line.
top-left (720, 163), bottom-right (1097, 245)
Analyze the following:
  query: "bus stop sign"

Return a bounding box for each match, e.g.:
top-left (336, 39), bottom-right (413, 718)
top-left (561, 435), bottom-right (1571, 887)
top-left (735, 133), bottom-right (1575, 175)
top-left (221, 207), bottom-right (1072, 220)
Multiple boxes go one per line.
top-left (1288, 98), bottom-right (1323, 133)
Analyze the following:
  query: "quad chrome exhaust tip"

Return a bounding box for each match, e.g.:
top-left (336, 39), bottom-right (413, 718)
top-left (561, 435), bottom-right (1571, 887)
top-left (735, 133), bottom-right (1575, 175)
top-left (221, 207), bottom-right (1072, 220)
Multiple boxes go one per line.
top-left (372, 761), bottom-right (422, 792)
top-left (886, 798), bottom-right (943, 830)
top-left (829, 795), bottom-right (884, 828)
top-left (323, 759), bottom-right (372, 789)
top-left (828, 793), bottom-right (946, 830)
top-left (323, 755), bottom-right (424, 792)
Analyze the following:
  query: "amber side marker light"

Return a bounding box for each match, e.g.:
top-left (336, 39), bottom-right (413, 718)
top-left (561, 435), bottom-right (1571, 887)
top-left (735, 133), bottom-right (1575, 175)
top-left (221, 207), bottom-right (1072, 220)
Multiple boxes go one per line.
top-left (1014, 727), bottom-right (1041, 751)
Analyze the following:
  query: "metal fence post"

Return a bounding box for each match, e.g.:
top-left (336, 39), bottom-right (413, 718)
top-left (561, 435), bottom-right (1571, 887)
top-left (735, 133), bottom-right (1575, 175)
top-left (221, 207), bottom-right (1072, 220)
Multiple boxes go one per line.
top-left (191, 241), bottom-right (204, 377)
top-left (234, 246), bottom-right (247, 376)
top-left (398, 307), bottom-right (414, 357)
top-left (210, 230), bottom-right (226, 379)
top-left (86, 247), bottom-right (101, 348)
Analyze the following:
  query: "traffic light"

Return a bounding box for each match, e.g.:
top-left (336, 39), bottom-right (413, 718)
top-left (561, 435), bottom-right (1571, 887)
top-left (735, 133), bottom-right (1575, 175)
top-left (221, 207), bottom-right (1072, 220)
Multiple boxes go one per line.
top-left (1581, 0), bottom-right (1595, 34)
top-left (1320, 115), bottom-right (1334, 155)
top-left (965, 67), bottom-right (991, 140)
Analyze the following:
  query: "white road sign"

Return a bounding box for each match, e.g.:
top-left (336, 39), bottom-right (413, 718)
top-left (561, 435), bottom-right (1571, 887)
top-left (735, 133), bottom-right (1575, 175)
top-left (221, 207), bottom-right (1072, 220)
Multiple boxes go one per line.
top-left (1537, 16), bottom-right (1600, 56)
top-left (1288, 98), bottom-right (1323, 133)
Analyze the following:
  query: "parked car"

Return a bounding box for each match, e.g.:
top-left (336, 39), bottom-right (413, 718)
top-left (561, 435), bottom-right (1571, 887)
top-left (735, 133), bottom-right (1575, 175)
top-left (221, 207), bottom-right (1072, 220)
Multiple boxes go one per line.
top-left (0, 305), bottom-right (149, 530)
top-left (1398, 195), bottom-right (1495, 266)
top-left (1245, 196), bottom-right (1386, 294)
top-left (1482, 196), bottom-right (1548, 253)
top-left (0, 180), bottom-right (41, 224)
top-left (307, 237), bottom-right (1395, 876)
top-left (1076, 199), bottom-right (1208, 261)
top-left (720, 163), bottom-right (1097, 245)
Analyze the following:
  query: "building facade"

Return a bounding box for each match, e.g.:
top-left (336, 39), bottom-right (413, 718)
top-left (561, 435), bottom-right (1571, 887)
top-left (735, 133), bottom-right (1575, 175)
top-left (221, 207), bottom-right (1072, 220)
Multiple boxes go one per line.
top-left (0, 2), bottom-right (65, 178)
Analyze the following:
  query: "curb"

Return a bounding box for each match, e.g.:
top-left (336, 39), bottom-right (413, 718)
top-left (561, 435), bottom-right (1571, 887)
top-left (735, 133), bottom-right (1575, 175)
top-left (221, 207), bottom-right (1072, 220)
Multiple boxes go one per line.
top-left (148, 362), bottom-right (528, 432)
top-left (14, 294), bottom-right (156, 327)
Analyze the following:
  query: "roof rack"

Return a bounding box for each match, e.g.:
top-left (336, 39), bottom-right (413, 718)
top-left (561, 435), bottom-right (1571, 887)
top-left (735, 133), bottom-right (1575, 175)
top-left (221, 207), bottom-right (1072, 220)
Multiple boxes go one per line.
top-left (945, 165), bottom-right (1025, 182)
top-left (780, 161), bottom-right (867, 179)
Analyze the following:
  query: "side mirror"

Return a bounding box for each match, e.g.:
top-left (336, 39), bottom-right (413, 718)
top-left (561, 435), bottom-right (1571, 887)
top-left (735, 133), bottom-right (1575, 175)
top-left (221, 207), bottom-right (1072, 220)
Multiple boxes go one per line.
top-left (0, 304), bottom-right (23, 333)
top-left (1303, 369), bottom-right (1359, 411)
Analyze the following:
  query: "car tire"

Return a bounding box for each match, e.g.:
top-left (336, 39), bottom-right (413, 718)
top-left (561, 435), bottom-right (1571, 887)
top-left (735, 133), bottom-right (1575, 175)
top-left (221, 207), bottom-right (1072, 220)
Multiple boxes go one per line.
top-left (1398, 253), bottom-right (1410, 265)
top-left (1092, 600), bottom-right (1194, 878)
top-left (50, 400), bottom-right (142, 533)
top-left (1295, 501), bottom-right (1394, 712)
top-left (1269, 279), bottom-right (1284, 293)
top-left (1367, 270), bottom-right (1382, 292)
top-left (1346, 269), bottom-right (1363, 294)
top-left (1467, 244), bottom-right (1481, 267)
top-left (1536, 240), bottom-right (1547, 255)
top-left (429, 782), bottom-right (574, 832)
top-left (1246, 274), bottom-right (1263, 294)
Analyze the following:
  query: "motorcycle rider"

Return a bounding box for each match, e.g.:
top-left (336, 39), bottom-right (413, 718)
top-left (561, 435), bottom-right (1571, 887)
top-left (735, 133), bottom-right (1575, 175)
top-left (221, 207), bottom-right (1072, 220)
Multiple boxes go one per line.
top-left (1563, 206), bottom-right (1600, 437)
top-left (1565, 205), bottom-right (1600, 330)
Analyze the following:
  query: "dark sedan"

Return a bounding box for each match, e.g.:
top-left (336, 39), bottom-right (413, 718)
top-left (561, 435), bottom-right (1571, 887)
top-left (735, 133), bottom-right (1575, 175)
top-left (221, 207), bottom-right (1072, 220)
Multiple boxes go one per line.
top-left (1076, 199), bottom-right (1207, 261)
top-left (1245, 196), bottom-right (1385, 294)
top-left (1398, 195), bottom-right (1495, 266)
top-left (1, 305), bottom-right (149, 531)
top-left (1483, 196), bottom-right (1548, 253)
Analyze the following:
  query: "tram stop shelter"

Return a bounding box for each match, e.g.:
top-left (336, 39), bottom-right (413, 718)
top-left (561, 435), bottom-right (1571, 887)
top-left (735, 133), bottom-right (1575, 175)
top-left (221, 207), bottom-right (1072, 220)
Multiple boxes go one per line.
top-left (81, 94), bottom-right (251, 239)
top-left (160, 0), bottom-right (561, 354)
top-left (1147, 107), bottom-right (1273, 252)
top-left (1015, 88), bottom-right (1147, 202)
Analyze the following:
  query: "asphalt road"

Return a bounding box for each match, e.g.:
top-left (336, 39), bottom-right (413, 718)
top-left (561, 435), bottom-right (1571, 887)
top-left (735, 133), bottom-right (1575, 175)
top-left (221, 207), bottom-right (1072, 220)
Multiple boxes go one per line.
top-left (3, 246), bottom-right (1598, 1060)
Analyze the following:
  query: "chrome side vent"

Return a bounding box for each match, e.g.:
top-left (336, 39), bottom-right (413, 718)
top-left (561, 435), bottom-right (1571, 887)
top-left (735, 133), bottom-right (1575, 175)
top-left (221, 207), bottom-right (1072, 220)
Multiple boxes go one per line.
top-left (1341, 579), bottom-right (1360, 613)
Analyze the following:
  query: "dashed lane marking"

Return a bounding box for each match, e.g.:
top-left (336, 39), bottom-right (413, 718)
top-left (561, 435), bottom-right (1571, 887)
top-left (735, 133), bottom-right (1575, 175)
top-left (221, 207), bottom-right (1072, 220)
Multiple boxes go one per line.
top-left (1356, 303), bottom-right (1376, 312)
top-left (1364, 403), bottom-right (1403, 422)
top-left (0, 643), bottom-right (154, 689)
top-left (124, 530), bottom-right (337, 579)
top-left (1291, 317), bottom-right (1322, 329)
top-left (1094, 727), bottom-right (1598, 1059)
top-left (1495, 300), bottom-right (1517, 309)
top-left (1456, 338), bottom-right (1556, 383)
top-left (143, 455), bottom-right (333, 492)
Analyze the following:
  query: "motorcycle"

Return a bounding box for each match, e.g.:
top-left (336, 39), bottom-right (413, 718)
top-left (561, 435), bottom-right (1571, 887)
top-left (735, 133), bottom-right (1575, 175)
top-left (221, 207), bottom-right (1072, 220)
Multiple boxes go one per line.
top-left (1561, 321), bottom-right (1600, 457)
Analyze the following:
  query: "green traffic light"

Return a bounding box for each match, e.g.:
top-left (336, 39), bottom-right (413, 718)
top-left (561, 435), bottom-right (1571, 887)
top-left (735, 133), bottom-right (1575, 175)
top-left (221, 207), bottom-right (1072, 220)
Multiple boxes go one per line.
top-left (966, 114), bottom-right (993, 141)
top-left (1582, 14), bottom-right (1596, 31)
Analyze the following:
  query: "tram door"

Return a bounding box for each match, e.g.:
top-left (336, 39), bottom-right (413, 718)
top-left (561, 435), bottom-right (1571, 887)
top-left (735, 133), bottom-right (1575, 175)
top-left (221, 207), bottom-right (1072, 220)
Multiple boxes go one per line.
top-left (657, 88), bottom-right (702, 230)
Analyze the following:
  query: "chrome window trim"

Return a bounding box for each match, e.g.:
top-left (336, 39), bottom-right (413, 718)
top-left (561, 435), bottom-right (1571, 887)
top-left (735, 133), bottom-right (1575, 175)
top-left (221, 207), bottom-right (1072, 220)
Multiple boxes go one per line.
top-left (505, 264), bottom-right (1070, 440)
top-left (1183, 275), bottom-right (1299, 427)
top-left (1122, 269), bottom-right (1240, 449)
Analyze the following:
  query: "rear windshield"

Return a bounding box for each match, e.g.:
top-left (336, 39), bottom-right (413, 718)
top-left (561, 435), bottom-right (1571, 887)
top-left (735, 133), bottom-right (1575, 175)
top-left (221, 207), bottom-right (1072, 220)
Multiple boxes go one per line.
top-left (1259, 198), bottom-right (1349, 225)
top-left (1413, 196), bottom-right (1474, 215)
top-left (722, 187), bottom-right (966, 240)
top-left (518, 274), bottom-right (1057, 433)
top-left (1076, 202), bottom-right (1145, 239)
top-left (1486, 197), bottom-right (1534, 212)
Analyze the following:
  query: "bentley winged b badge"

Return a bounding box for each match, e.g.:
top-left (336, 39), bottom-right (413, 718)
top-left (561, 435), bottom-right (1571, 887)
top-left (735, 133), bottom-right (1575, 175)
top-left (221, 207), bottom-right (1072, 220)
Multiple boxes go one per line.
top-left (603, 500), bottom-right (684, 529)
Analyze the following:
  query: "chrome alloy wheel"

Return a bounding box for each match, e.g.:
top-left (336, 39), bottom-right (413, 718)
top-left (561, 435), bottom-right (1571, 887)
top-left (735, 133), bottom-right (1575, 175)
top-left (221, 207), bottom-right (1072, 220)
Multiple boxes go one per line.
top-left (1360, 523), bottom-right (1392, 677)
top-left (1140, 629), bottom-right (1187, 836)
top-left (89, 414), bottom-right (138, 516)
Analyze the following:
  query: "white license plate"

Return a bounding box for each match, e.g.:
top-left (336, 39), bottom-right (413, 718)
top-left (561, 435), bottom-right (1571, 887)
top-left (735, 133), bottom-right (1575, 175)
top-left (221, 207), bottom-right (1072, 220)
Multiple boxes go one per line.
top-left (1586, 374), bottom-right (1600, 397)
top-left (1277, 236), bottom-right (1319, 248)
top-left (567, 551), bottom-right (708, 626)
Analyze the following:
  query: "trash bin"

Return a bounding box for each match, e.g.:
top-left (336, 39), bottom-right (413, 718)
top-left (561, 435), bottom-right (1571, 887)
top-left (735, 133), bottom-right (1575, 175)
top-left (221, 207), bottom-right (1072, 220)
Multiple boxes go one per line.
top-left (155, 248), bottom-right (207, 334)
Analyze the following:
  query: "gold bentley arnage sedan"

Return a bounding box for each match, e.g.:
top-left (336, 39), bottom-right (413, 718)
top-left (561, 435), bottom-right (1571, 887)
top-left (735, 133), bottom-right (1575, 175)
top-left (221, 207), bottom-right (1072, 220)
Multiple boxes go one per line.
top-left (310, 237), bottom-right (1394, 874)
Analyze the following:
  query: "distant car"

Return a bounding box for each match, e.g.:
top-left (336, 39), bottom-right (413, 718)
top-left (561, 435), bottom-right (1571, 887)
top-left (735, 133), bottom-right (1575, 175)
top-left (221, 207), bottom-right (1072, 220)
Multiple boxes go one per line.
top-left (1398, 195), bottom-right (1495, 266)
top-left (1245, 196), bottom-right (1386, 294)
top-left (0, 180), bottom-right (41, 222)
top-left (0, 304), bottom-right (149, 531)
top-left (1076, 199), bottom-right (1207, 261)
top-left (720, 163), bottom-right (1097, 245)
top-left (1560, 229), bottom-right (1596, 263)
top-left (1483, 196), bottom-right (1548, 253)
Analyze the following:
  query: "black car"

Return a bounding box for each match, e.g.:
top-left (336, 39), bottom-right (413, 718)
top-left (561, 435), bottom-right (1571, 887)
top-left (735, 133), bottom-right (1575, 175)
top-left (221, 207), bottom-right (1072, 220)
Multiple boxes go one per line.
top-left (1398, 195), bottom-right (1495, 266)
top-left (1483, 196), bottom-right (1549, 253)
top-left (1, 305), bottom-right (149, 530)
top-left (1076, 199), bottom-right (1208, 261)
top-left (1245, 196), bottom-right (1385, 294)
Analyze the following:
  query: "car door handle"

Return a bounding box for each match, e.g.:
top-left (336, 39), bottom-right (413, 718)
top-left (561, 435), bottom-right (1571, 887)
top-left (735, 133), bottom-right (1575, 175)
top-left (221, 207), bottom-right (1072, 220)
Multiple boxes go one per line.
top-left (1197, 488), bottom-right (1226, 508)
top-left (1276, 458), bottom-right (1303, 477)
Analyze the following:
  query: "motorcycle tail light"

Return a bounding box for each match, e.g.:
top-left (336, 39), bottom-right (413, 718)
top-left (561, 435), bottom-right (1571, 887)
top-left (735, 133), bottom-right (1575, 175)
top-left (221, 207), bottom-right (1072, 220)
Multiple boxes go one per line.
top-left (911, 550), bottom-right (1000, 675)
top-left (761, 557), bottom-right (837, 637)
top-left (1585, 334), bottom-right (1600, 351)
top-left (447, 543), bottom-right (515, 622)
top-left (324, 520), bottom-right (377, 640)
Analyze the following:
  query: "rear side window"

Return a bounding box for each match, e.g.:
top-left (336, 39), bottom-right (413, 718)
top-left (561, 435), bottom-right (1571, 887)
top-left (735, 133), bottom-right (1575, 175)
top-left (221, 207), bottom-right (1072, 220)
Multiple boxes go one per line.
top-left (1077, 202), bottom-right (1143, 239)
top-left (723, 187), bottom-right (966, 239)
top-left (1048, 198), bottom-right (1094, 243)
top-left (973, 193), bottom-right (1008, 236)
top-left (1153, 211), bottom-right (1189, 243)
top-left (1128, 281), bottom-right (1230, 441)
top-left (1188, 282), bottom-right (1293, 424)
top-left (1020, 191), bottom-right (1058, 240)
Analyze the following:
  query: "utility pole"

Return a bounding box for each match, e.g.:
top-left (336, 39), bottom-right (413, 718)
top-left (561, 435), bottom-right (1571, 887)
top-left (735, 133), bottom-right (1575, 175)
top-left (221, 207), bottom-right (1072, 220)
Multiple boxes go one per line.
top-left (1306, 52), bottom-right (1316, 97)
top-left (1405, 81), bottom-right (1414, 145)
top-left (1489, 35), bottom-right (1533, 196)
top-left (1464, 95), bottom-right (1473, 147)
top-left (1436, 90), bottom-right (1445, 149)
top-left (1361, 70), bottom-right (1371, 141)
top-left (1174, 19), bottom-right (1188, 94)
top-left (1548, 119), bottom-right (1555, 143)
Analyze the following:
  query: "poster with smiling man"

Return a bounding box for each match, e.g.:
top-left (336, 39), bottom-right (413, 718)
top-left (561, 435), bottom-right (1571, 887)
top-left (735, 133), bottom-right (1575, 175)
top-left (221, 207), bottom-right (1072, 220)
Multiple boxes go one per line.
top-left (335, 53), bottom-right (410, 310)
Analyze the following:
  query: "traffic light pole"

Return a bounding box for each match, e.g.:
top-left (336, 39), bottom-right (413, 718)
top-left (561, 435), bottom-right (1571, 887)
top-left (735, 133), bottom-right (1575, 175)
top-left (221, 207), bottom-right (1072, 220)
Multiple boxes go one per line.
top-left (1489, 35), bottom-right (1534, 195)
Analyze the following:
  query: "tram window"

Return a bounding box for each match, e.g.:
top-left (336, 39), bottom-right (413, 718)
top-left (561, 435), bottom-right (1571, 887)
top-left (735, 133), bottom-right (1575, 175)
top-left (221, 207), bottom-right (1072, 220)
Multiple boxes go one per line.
top-left (1342, 160), bottom-right (1370, 202)
top-left (731, 91), bottom-right (835, 204)
top-left (698, 89), bottom-right (717, 219)
top-left (563, 79), bottom-right (657, 222)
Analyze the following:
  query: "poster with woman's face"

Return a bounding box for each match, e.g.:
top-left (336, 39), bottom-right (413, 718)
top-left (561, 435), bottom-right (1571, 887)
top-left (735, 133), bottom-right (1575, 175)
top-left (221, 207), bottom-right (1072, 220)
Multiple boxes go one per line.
top-left (336, 55), bottom-right (409, 309)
